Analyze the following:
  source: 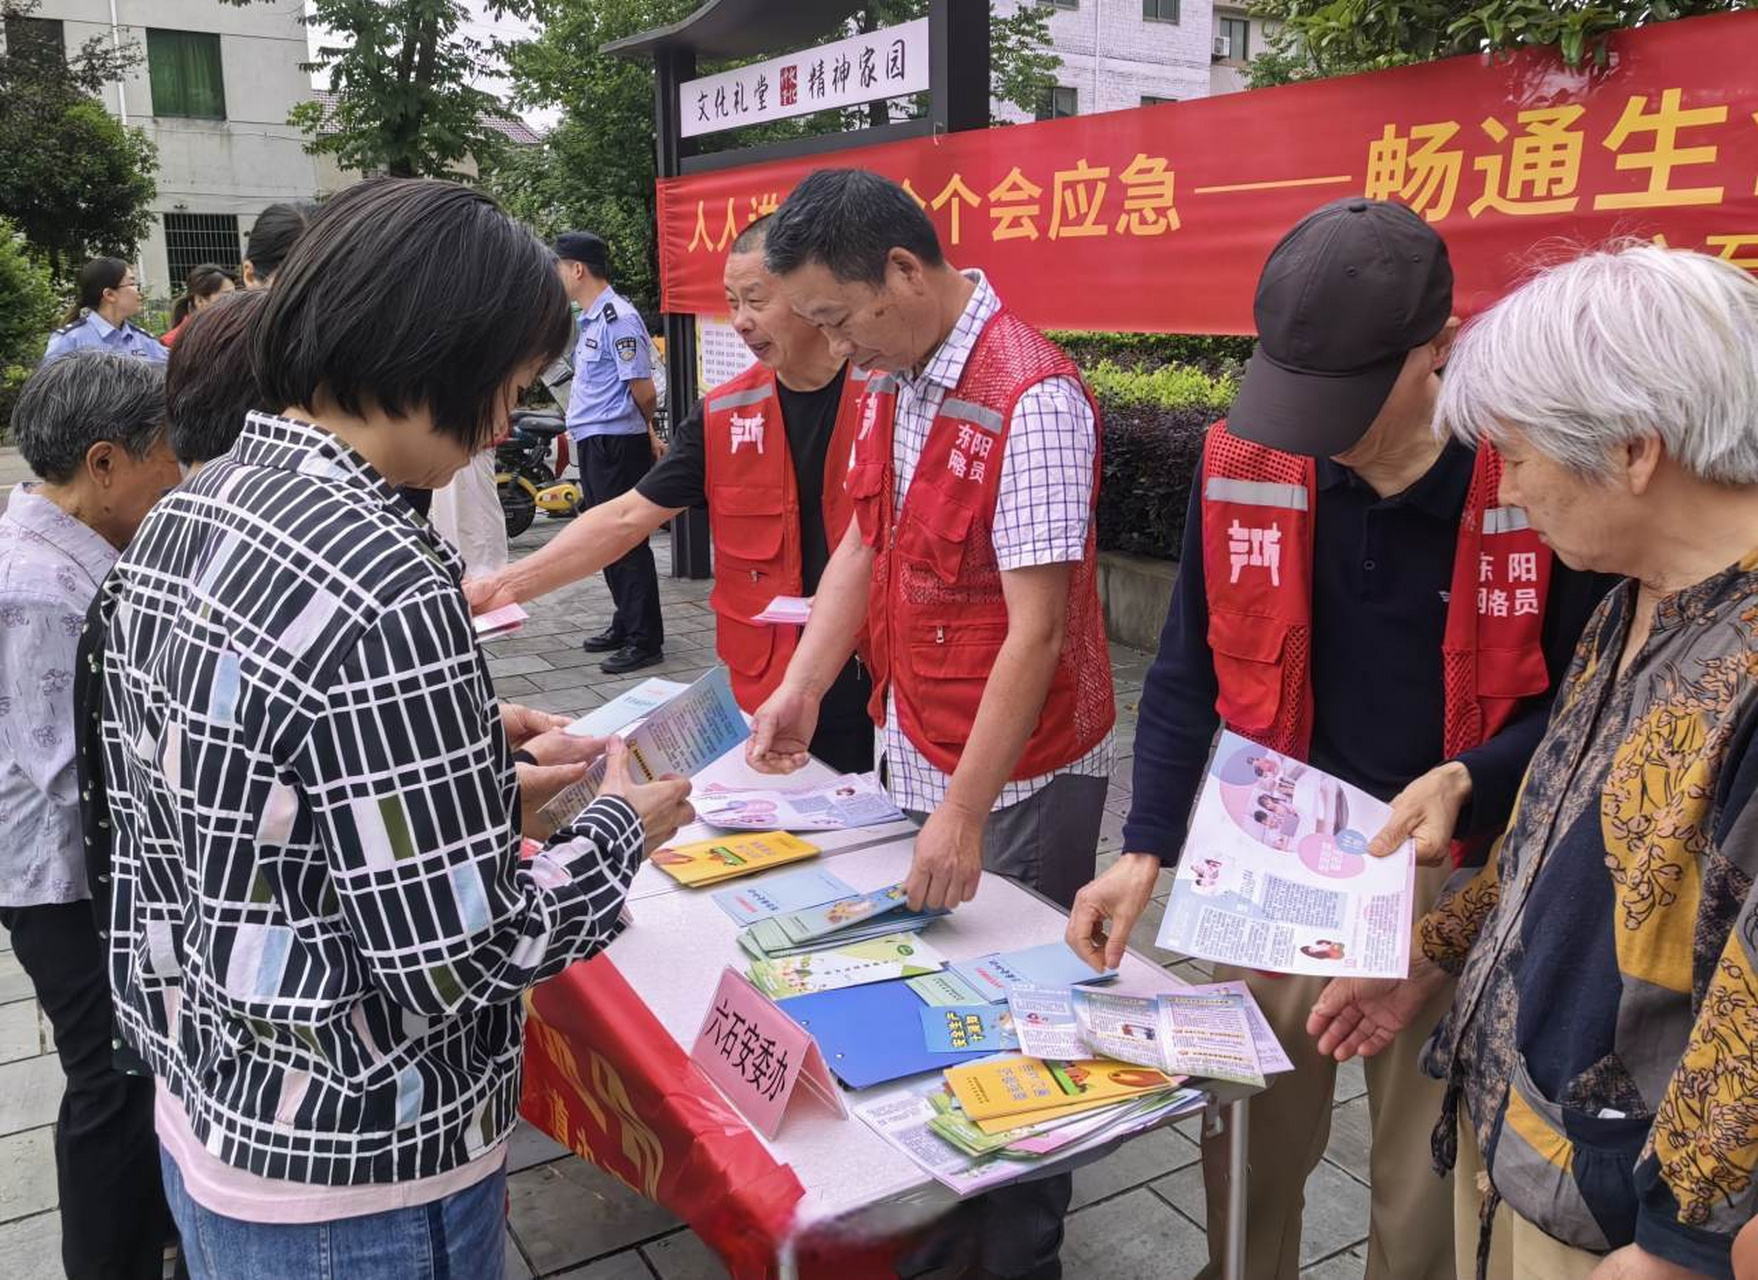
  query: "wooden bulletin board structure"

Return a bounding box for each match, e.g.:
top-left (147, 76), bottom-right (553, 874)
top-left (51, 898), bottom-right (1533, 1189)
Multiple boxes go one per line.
top-left (605, 1), bottom-right (992, 578)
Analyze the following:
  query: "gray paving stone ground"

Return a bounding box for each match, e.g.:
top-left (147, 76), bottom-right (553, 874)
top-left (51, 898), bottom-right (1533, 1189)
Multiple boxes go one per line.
top-left (0, 494), bottom-right (1375, 1278)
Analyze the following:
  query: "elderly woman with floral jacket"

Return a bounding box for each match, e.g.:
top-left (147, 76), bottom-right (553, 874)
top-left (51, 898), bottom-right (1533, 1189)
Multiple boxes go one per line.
top-left (1308, 243), bottom-right (1758, 1280)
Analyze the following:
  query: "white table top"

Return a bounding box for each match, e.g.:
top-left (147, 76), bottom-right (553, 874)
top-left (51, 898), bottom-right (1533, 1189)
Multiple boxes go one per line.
top-left (602, 746), bottom-right (1194, 1233)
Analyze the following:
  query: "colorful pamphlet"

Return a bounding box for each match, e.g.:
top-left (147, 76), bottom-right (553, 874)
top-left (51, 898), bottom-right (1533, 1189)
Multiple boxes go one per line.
top-left (753, 595), bottom-right (813, 626)
top-left (564, 677), bottom-right (688, 739)
top-left (694, 773), bottom-right (905, 832)
top-left (920, 1003), bottom-right (1017, 1054)
top-left (949, 942), bottom-right (1118, 1003)
top-left (943, 1056), bottom-right (1179, 1132)
top-left (538, 667), bottom-right (748, 832)
top-left (471, 603), bottom-right (527, 639)
top-left (711, 867), bottom-right (858, 927)
top-left (650, 831), bottom-right (819, 888)
top-left (907, 970), bottom-right (995, 1007)
top-left (747, 933), bottom-right (944, 1000)
top-left (1005, 984), bottom-right (1269, 1087)
top-left (1157, 730), bottom-right (1417, 978)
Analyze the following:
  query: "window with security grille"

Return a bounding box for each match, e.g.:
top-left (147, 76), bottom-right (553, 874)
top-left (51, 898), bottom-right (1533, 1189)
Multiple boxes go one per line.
top-left (1035, 85), bottom-right (1077, 121)
top-left (163, 214), bottom-right (241, 291)
top-left (147, 28), bottom-right (226, 119)
top-left (1217, 16), bottom-right (1250, 58)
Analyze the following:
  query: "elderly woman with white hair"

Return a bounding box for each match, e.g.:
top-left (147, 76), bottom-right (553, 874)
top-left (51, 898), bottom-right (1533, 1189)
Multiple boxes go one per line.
top-left (1307, 242), bottom-right (1758, 1280)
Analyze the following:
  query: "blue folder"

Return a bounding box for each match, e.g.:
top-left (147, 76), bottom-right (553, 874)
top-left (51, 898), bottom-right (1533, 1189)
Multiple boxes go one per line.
top-left (779, 978), bottom-right (991, 1089)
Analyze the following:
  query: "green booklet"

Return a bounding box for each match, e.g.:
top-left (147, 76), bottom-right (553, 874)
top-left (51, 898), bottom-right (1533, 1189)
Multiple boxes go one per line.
top-left (747, 933), bottom-right (944, 1000)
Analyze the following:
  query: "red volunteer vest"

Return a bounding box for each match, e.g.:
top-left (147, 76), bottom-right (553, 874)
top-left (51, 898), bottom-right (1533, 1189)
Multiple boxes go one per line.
top-left (848, 310), bottom-right (1116, 778)
top-left (1199, 423), bottom-right (1553, 861)
top-left (703, 363), bottom-right (870, 711)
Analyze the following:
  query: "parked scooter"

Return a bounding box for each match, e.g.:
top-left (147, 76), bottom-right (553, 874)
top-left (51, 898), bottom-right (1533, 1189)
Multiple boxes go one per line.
top-left (495, 409), bottom-right (570, 537)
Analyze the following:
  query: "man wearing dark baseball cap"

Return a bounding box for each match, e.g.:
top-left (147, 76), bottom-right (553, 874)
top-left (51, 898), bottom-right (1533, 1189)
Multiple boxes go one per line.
top-left (1064, 198), bottom-right (1617, 1280)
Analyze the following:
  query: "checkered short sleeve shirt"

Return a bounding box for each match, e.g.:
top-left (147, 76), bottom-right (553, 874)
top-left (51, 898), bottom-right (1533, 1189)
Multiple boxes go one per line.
top-left (881, 274), bottom-right (1114, 812)
top-left (103, 412), bottom-right (645, 1186)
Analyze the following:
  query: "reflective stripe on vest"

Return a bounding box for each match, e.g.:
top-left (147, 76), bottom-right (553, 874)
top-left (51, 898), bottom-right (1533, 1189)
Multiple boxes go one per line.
top-left (1483, 506), bottom-right (1530, 535)
top-left (1203, 477), bottom-right (1310, 511)
top-left (707, 385), bottom-right (770, 412)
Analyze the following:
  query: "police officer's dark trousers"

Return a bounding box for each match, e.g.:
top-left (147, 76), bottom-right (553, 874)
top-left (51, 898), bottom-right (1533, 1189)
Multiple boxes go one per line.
top-left (580, 433), bottom-right (664, 652)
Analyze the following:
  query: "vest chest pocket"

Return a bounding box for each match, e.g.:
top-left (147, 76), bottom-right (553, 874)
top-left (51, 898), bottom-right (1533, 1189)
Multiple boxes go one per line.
top-left (1207, 608), bottom-right (1290, 737)
top-left (899, 482), bottom-right (977, 585)
top-left (708, 485), bottom-right (785, 565)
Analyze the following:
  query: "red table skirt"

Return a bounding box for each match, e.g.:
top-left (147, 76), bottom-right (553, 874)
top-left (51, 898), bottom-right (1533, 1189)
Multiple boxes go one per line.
top-left (521, 955), bottom-right (934, 1278)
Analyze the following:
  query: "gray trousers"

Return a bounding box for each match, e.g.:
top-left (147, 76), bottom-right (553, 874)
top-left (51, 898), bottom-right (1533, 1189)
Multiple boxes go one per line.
top-left (902, 770), bottom-right (1109, 911)
top-left (902, 771), bottom-right (1109, 1278)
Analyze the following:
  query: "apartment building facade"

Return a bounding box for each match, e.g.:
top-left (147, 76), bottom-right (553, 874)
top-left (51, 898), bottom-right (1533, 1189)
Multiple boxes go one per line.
top-left (8, 0), bottom-right (319, 296)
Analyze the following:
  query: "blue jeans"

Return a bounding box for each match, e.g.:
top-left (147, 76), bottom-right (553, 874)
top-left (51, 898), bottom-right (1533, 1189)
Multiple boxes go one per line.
top-left (159, 1145), bottom-right (507, 1280)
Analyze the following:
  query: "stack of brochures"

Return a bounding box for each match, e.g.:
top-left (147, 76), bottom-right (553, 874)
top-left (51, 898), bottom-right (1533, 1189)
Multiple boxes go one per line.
top-left (944, 1055), bottom-right (1186, 1134)
top-left (748, 933), bottom-right (945, 1000)
top-left (651, 831), bottom-right (819, 888)
top-left (851, 1070), bottom-right (1206, 1197)
top-left (736, 883), bottom-right (947, 960)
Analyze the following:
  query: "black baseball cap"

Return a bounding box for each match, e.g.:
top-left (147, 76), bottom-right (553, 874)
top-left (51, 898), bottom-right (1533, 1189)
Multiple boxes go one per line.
top-left (1228, 198), bottom-right (1453, 457)
top-left (553, 231), bottom-right (610, 276)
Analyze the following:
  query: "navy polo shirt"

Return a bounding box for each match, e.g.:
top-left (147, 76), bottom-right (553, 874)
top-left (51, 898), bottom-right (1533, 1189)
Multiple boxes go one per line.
top-left (1122, 440), bottom-right (1619, 865)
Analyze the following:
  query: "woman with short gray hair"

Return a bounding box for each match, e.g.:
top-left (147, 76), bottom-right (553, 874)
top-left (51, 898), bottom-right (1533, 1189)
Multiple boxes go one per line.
top-left (0, 349), bottom-right (180, 1280)
top-left (1307, 243), bottom-right (1758, 1279)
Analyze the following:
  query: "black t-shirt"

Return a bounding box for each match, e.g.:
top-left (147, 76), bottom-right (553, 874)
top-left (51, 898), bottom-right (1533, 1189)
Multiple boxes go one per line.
top-left (637, 366), bottom-right (848, 594)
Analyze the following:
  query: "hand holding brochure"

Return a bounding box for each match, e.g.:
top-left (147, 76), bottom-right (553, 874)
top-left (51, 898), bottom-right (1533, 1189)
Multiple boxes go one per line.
top-left (694, 773), bottom-right (904, 832)
top-left (564, 677), bottom-right (688, 739)
top-left (538, 667), bottom-right (747, 832)
top-left (472, 603), bottom-right (527, 639)
top-left (949, 943), bottom-right (1118, 1003)
top-left (1155, 731), bottom-right (1417, 979)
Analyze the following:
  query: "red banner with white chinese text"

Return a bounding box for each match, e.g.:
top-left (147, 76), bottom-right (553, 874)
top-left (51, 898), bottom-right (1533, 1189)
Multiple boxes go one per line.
top-left (657, 11), bottom-right (1758, 332)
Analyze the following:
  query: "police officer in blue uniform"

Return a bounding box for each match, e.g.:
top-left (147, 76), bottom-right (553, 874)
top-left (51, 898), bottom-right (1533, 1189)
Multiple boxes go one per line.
top-left (554, 231), bottom-right (665, 674)
top-left (41, 258), bottom-right (169, 367)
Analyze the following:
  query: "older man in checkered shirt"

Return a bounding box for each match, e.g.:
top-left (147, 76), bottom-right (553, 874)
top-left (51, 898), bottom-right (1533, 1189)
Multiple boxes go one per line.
top-left (748, 168), bottom-right (1116, 1280)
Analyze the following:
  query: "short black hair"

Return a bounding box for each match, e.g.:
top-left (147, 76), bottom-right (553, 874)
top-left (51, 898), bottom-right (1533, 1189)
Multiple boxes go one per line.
top-left (554, 230), bottom-right (610, 278)
top-left (253, 178), bottom-right (573, 451)
top-left (12, 351), bottom-right (165, 483)
top-left (166, 289), bottom-right (267, 465)
top-left (244, 201), bottom-right (318, 282)
top-left (729, 214), bottom-right (770, 256)
top-left (764, 169), bottom-right (944, 286)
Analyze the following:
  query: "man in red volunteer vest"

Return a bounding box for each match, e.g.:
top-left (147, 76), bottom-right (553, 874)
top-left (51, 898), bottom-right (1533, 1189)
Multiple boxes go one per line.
top-left (1062, 199), bottom-right (1616, 1280)
top-left (466, 217), bottom-right (876, 771)
top-left (747, 168), bottom-right (1114, 1279)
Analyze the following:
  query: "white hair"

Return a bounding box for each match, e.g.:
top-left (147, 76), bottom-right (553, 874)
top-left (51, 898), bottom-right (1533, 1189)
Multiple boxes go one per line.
top-left (1437, 242), bottom-right (1758, 484)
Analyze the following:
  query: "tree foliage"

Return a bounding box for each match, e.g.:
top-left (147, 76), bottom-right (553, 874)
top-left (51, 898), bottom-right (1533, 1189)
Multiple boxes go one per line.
top-left (0, 218), bottom-right (59, 370)
top-left (1246, 0), bottom-right (1748, 88)
top-left (0, 0), bottom-right (157, 275)
top-left (257, 0), bottom-right (526, 180)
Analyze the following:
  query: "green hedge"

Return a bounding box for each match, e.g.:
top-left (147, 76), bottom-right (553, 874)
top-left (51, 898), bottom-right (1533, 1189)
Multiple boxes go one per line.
top-left (1085, 360), bottom-right (1231, 561)
top-left (1052, 329), bottom-right (1254, 377)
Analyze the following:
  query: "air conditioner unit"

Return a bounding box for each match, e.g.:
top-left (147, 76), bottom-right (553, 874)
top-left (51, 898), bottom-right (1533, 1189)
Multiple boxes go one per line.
top-left (1212, 34), bottom-right (1233, 59)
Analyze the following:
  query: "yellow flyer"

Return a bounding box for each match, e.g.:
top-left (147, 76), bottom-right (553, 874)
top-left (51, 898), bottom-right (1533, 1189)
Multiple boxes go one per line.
top-left (650, 831), bottom-right (819, 887)
top-left (945, 1056), bottom-right (1178, 1128)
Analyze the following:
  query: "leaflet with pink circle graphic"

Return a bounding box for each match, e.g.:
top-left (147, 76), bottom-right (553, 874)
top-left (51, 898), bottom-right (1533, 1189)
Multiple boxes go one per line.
top-left (1155, 731), bottom-right (1417, 978)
